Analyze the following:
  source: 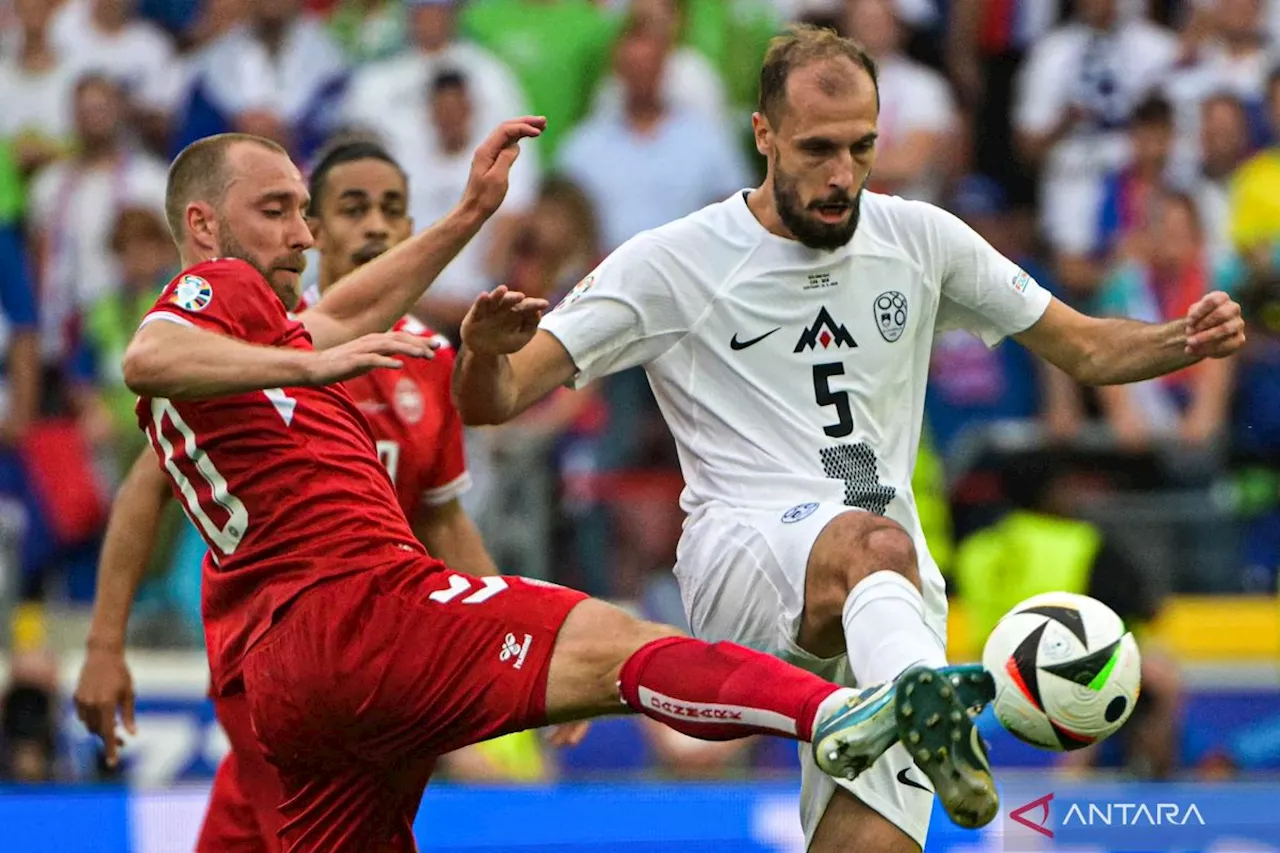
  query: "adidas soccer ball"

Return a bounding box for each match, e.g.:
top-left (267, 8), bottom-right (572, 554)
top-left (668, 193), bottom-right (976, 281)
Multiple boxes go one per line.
top-left (982, 592), bottom-right (1142, 751)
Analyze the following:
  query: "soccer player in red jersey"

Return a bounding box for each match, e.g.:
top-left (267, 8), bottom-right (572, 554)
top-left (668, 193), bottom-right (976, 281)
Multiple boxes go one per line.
top-left (88, 123), bottom-right (950, 852)
top-left (75, 137), bottom-right (567, 850)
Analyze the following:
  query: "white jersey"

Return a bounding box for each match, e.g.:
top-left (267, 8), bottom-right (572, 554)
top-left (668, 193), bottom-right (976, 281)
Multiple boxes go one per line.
top-left (539, 191), bottom-right (1051, 540)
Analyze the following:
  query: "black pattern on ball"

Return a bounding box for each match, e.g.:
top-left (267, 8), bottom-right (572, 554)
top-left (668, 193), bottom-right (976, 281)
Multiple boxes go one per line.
top-left (1020, 604), bottom-right (1089, 645)
top-left (1105, 696), bottom-right (1128, 723)
top-left (1041, 639), bottom-right (1121, 686)
top-left (1011, 622), bottom-right (1048, 712)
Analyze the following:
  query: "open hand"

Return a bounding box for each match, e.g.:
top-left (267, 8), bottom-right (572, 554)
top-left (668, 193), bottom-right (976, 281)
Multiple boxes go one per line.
top-left (306, 331), bottom-right (440, 386)
top-left (1185, 291), bottom-right (1245, 359)
top-left (74, 648), bottom-right (136, 769)
top-left (461, 285), bottom-right (549, 356)
top-left (464, 117), bottom-right (547, 218)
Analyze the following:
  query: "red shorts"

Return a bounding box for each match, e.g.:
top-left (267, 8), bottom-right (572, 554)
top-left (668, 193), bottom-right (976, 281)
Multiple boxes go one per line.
top-left (196, 694), bottom-right (283, 853)
top-left (241, 561), bottom-right (586, 853)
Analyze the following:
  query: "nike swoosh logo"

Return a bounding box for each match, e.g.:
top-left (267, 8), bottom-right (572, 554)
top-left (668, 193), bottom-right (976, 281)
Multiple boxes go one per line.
top-left (730, 327), bottom-right (781, 350)
top-left (897, 767), bottom-right (932, 792)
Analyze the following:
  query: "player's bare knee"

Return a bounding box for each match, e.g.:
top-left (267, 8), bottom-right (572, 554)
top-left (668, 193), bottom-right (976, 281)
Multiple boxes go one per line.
top-left (801, 514), bottom-right (920, 657)
top-left (861, 520), bottom-right (921, 589)
top-left (809, 513), bottom-right (919, 594)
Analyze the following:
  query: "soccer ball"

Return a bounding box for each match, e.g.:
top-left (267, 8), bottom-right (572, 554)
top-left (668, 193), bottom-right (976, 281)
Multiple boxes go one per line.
top-left (982, 591), bottom-right (1142, 751)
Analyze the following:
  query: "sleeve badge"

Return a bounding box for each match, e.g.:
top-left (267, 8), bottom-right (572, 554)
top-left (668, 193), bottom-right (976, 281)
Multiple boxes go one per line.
top-left (171, 275), bottom-right (213, 312)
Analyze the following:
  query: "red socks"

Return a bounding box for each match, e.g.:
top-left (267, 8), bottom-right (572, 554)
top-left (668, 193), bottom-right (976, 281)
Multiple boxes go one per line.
top-left (617, 636), bottom-right (841, 742)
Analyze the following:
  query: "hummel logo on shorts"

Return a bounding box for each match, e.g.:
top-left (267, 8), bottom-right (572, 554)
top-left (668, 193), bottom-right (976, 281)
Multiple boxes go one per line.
top-left (500, 632), bottom-right (533, 669)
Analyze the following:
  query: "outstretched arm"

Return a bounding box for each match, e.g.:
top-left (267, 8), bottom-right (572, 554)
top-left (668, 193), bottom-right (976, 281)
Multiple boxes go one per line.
top-left (74, 451), bottom-right (173, 767)
top-left (1015, 292), bottom-right (1245, 386)
top-left (123, 319), bottom-right (437, 399)
top-left (452, 287), bottom-right (576, 425)
top-left (302, 117), bottom-right (545, 350)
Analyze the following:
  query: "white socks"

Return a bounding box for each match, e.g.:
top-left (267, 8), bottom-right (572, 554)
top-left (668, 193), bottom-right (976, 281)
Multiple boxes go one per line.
top-left (842, 570), bottom-right (947, 687)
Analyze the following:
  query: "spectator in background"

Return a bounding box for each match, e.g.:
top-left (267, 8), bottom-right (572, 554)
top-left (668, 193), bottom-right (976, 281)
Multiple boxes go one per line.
top-left (83, 207), bottom-right (178, 462)
top-left (50, 0), bottom-right (181, 151)
top-left (844, 0), bottom-right (956, 204)
top-left (1014, 0), bottom-right (1177, 291)
top-left (946, 0), bottom-right (1061, 210)
top-left (0, 141), bottom-right (39, 448)
top-left (1226, 268), bottom-right (1280, 591)
top-left (0, 0), bottom-right (83, 176)
top-left (1229, 67), bottom-right (1280, 273)
top-left (674, 0), bottom-right (779, 125)
top-left (499, 177), bottom-right (601, 304)
top-left (409, 69), bottom-right (537, 339)
top-left (326, 0), bottom-right (408, 63)
top-left (1195, 92), bottom-right (1252, 270)
top-left (1095, 191), bottom-right (1233, 451)
top-left (483, 178), bottom-right (612, 592)
top-left (173, 0), bottom-right (348, 163)
top-left (1164, 0), bottom-right (1271, 182)
top-left (0, 647), bottom-right (60, 783)
top-left (591, 0), bottom-right (729, 130)
top-left (557, 10), bottom-right (750, 252)
top-left (461, 0), bottom-right (617, 159)
top-left (28, 73), bottom-right (167, 424)
top-left (344, 0), bottom-right (528, 166)
top-left (926, 175), bottom-right (1044, 458)
top-left (1092, 94), bottom-right (1179, 267)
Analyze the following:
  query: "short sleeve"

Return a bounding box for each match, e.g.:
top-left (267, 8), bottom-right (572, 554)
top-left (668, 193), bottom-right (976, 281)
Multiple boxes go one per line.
top-left (932, 206), bottom-right (1052, 347)
top-left (538, 234), bottom-right (697, 389)
top-left (139, 260), bottom-right (286, 344)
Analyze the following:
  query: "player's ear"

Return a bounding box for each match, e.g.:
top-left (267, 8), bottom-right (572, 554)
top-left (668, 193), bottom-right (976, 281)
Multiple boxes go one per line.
top-left (752, 111), bottom-right (772, 158)
top-left (186, 202), bottom-right (218, 252)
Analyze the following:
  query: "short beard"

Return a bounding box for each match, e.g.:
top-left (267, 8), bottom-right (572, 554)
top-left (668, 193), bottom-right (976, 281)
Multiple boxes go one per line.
top-left (772, 155), bottom-right (863, 251)
top-left (216, 216), bottom-right (304, 310)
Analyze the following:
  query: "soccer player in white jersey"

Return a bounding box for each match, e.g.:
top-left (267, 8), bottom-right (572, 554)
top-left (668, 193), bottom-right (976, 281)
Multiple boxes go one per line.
top-left (452, 25), bottom-right (1245, 852)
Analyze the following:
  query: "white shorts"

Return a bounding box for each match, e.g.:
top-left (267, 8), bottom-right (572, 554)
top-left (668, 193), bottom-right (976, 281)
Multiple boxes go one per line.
top-left (673, 501), bottom-right (949, 850)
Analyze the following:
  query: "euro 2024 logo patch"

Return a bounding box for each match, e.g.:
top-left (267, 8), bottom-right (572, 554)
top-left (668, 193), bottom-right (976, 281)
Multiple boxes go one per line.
top-left (874, 291), bottom-right (907, 343)
top-left (171, 275), bottom-right (213, 312)
top-left (1011, 269), bottom-right (1031, 294)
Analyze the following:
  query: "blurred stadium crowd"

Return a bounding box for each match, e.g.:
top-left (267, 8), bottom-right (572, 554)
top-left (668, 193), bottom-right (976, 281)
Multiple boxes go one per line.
top-left (0, 0), bottom-right (1278, 794)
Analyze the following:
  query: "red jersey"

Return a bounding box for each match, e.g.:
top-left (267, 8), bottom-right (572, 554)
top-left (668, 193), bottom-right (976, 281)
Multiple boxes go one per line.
top-left (136, 259), bottom-right (433, 694)
top-left (296, 288), bottom-right (470, 519)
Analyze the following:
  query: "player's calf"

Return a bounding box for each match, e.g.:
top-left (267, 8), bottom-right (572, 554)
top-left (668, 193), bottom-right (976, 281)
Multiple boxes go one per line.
top-left (544, 597), bottom-right (904, 780)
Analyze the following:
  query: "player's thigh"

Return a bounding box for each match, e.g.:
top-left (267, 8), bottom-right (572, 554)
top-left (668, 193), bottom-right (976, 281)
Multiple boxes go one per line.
top-left (243, 565), bottom-right (588, 765)
top-left (801, 741), bottom-right (933, 853)
top-left (808, 789), bottom-right (921, 853)
top-left (674, 503), bottom-right (851, 681)
top-left (212, 693), bottom-right (284, 849)
top-left (271, 763), bottom-right (427, 853)
top-left (197, 753), bottom-right (271, 853)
